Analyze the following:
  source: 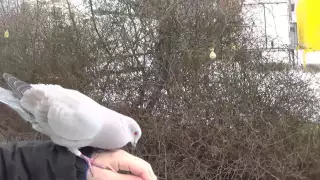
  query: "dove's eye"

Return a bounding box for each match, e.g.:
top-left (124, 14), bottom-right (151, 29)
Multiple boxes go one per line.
top-left (134, 131), bottom-right (138, 136)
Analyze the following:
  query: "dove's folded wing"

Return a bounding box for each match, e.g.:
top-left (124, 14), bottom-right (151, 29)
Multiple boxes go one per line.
top-left (21, 85), bottom-right (103, 141)
top-left (47, 101), bottom-right (102, 141)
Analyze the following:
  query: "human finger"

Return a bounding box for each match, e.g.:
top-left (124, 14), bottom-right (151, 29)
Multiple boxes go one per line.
top-left (88, 166), bottom-right (144, 180)
top-left (94, 150), bottom-right (157, 180)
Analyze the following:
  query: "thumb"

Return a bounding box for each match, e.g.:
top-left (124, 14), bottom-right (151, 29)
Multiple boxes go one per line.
top-left (88, 167), bottom-right (144, 180)
top-left (88, 178), bottom-right (103, 180)
top-left (87, 176), bottom-right (104, 180)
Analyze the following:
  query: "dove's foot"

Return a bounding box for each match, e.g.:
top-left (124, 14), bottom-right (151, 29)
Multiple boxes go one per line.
top-left (80, 154), bottom-right (96, 177)
top-left (80, 154), bottom-right (117, 177)
top-left (90, 152), bottom-right (115, 170)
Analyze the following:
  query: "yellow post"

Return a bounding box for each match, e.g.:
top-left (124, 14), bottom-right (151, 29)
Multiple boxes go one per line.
top-left (297, 0), bottom-right (320, 50)
top-left (296, 0), bottom-right (320, 69)
top-left (302, 49), bottom-right (306, 68)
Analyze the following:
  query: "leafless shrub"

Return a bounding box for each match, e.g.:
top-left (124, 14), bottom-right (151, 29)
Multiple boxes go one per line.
top-left (0, 0), bottom-right (320, 179)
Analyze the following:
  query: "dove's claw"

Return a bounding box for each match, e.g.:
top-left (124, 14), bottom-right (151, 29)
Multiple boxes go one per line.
top-left (80, 154), bottom-right (95, 177)
top-left (80, 154), bottom-right (117, 177)
top-left (92, 152), bottom-right (117, 172)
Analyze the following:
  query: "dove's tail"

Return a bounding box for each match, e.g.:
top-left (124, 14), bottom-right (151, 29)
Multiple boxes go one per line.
top-left (2, 73), bottom-right (31, 99)
top-left (0, 87), bottom-right (34, 122)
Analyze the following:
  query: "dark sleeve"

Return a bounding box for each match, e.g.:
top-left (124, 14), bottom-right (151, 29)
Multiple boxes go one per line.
top-left (0, 140), bottom-right (94, 180)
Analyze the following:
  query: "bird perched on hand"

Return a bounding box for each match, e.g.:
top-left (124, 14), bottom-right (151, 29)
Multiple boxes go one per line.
top-left (0, 73), bottom-right (142, 177)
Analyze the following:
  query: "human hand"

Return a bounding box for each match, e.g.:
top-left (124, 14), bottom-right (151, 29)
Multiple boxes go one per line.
top-left (87, 149), bottom-right (157, 180)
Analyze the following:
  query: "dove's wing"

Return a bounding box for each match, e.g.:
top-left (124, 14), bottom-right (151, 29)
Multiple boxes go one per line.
top-left (22, 85), bottom-right (104, 141)
top-left (3, 73), bottom-right (103, 142)
top-left (2, 73), bottom-right (31, 99)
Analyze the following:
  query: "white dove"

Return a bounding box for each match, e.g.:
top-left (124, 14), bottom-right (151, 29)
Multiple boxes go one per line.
top-left (0, 73), bottom-right (142, 176)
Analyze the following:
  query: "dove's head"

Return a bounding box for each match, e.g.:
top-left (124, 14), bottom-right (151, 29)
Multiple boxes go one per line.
top-left (126, 117), bottom-right (142, 148)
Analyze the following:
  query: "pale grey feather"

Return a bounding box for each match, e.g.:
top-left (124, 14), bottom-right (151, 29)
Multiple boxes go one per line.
top-left (0, 87), bottom-right (35, 122)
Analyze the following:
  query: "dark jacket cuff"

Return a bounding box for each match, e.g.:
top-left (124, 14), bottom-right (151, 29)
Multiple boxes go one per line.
top-left (0, 140), bottom-right (94, 180)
